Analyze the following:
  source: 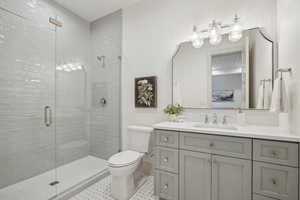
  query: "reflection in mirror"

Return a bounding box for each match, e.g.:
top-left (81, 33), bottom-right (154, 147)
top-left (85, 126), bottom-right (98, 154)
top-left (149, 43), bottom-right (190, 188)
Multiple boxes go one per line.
top-left (172, 28), bottom-right (275, 110)
top-left (211, 51), bottom-right (244, 108)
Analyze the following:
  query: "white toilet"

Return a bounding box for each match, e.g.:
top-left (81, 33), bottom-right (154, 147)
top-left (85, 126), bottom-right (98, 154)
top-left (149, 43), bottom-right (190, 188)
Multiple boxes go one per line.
top-left (108, 125), bottom-right (153, 200)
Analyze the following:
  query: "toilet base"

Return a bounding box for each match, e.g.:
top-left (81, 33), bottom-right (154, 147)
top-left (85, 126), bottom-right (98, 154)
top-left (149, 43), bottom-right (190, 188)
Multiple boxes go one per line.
top-left (111, 174), bottom-right (135, 200)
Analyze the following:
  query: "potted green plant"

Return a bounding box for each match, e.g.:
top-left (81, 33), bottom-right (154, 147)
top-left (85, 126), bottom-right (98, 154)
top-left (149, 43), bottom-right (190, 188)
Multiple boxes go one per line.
top-left (164, 104), bottom-right (184, 122)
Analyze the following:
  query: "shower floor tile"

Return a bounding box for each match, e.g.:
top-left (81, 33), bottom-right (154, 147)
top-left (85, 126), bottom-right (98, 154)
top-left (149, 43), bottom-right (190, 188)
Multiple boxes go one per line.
top-left (69, 175), bottom-right (155, 200)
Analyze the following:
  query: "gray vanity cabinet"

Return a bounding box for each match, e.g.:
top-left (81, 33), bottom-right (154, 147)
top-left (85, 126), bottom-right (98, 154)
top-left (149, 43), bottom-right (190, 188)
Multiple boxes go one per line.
top-left (154, 129), bottom-right (299, 200)
top-left (180, 150), bottom-right (212, 200)
top-left (211, 155), bottom-right (252, 200)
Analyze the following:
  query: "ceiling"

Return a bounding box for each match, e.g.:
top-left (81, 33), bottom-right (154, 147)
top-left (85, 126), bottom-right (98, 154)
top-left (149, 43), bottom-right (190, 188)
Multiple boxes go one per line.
top-left (53, 0), bottom-right (141, 22)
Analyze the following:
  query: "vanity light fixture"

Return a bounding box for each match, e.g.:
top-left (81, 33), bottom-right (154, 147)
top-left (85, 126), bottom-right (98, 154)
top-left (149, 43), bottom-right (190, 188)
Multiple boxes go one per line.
top-left (191, 14), bottom-right (243, 48)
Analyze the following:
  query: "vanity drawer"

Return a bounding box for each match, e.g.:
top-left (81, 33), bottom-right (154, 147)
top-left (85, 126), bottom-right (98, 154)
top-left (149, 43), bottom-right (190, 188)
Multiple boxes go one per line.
top-left (180, 132), bottom-right (252, 159)
top-left (253, 140), bottom-right (299, 167)
top-left (253, 194), bottom-right (277, 200)
top-left (155, 130), bottom-right (179, 148)
top-left (253, 162), bottom-right (298, 200)
top-left (155, 170), bottom-right (179, 200)
top-left (155, 147), bottom-right (179, 173)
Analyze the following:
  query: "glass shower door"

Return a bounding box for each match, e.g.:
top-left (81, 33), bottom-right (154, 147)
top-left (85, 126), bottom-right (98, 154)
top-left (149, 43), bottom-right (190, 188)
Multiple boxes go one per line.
top-left (0, 7), bottom-right (56, 200)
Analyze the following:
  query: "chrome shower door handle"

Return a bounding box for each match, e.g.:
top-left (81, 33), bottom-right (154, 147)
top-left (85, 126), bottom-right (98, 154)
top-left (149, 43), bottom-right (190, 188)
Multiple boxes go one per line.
top-left (48, 106), bottom-right (52, 126)
top-left (44, 106), bottom-right (52, 127)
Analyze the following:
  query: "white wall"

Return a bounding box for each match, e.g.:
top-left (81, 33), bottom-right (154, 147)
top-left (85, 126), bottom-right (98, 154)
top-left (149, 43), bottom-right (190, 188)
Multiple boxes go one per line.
top-left (122, 0), bottom-right (278, 149)
top-left (277, 0), bottom-right (300, 135)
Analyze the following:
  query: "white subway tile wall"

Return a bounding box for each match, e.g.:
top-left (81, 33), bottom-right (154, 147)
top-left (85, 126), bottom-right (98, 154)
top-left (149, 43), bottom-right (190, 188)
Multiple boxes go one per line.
top-left (89, 10), bottom-right (122, 159)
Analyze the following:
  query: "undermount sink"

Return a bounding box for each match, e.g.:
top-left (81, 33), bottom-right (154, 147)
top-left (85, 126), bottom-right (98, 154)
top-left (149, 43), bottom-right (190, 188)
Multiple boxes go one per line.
top-left (192, 123), bottom-right (238, 130)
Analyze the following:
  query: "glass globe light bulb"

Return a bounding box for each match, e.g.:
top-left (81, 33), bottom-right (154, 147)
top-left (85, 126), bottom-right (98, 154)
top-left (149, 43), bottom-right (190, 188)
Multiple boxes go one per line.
top-left (209, 20), bottom-right (222, 45)
top-left (229, 15), bottom-right (243, 42)
top-left (191, 26), bottom-right (204, 48)
top-left (192, 37), bottom-right (204, 48)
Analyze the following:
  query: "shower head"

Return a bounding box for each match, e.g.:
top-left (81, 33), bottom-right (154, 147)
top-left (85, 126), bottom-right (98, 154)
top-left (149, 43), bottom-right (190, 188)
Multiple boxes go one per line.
top-left (97, 56), bottom-right (105, 68)
top-left (97, 56), bottom-right (105, 61)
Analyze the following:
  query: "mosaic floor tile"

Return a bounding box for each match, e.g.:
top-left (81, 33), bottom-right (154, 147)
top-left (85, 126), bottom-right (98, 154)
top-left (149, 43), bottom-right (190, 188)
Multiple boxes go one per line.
top-left (69, 176), bottom-right (155, 200)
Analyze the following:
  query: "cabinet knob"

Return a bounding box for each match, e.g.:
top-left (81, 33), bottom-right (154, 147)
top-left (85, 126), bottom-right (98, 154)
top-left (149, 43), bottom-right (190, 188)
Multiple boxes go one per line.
top-left (271, 150), bottom-right (277, 157)
top-left (163, 137), bottom-right (169, 143)
top-left (209, 142), bottom-right (214, 147)
top-left (271, 178), bottom-right (277, 185)
top-left (163, 157), bottom-right (169, 163)
top-left (163, 183), bottom-right (169, 190)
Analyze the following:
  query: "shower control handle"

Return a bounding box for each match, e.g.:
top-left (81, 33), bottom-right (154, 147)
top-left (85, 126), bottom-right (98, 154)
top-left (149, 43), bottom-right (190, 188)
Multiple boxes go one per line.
top-left (44, 106), bottom-right (52, 127)
top-left (100, 98), bottom-right (107, 106)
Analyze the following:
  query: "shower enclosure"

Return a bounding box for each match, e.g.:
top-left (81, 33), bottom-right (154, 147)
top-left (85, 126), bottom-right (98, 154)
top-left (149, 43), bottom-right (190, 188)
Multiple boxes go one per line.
top-left (0, 1), bottom-right (121, 200)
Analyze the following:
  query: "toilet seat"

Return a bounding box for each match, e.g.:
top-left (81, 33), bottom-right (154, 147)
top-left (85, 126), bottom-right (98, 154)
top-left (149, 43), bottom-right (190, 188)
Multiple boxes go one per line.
top-left (108, 150), bottom-right (142, 168)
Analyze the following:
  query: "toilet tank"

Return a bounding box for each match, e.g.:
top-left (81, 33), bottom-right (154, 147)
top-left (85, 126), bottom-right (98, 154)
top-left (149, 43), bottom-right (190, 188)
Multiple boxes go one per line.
top-left (128, 125), bottom-right (153, 153)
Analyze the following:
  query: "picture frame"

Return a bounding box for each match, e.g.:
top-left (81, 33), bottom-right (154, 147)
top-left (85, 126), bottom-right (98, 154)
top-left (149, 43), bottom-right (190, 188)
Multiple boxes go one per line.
top-left (135, 76), bottom-right (157, 108)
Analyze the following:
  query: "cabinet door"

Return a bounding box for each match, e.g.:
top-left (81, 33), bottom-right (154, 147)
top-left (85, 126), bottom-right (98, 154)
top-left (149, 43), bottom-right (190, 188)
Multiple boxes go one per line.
top-left (180, 150), bottom-right (211, 200)
top-left (253, 162), bottom-right (298, 200)
top-left (253, 139), bottom-right (298, 167)
top-left (212, 155), bottom-right (252, 200)
top-left (155, 147), bottom-right (179, 173)
top-left (180, 132), bottom-right (252, 159)
top-left (155, 130), bottom-right (179, 148)
top-left (155, 170), bottom-right (178, 200)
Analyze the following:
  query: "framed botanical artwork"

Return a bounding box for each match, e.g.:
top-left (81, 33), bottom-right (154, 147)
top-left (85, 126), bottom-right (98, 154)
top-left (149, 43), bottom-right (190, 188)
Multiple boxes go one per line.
top-left (135, 76), bottom-right (157, 108)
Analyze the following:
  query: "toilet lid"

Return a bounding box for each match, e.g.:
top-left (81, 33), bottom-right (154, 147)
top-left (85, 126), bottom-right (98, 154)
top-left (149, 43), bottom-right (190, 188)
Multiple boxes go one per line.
top-left (108, 150), bottom-right (142, 167)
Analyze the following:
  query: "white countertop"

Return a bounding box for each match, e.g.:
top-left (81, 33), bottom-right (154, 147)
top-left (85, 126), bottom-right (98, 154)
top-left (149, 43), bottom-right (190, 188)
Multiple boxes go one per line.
top-left (153, 121), bottom-right (300, 142)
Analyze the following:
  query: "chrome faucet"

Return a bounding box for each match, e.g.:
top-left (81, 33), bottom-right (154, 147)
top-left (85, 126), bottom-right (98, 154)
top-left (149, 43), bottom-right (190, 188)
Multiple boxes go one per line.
top-left (212, 113), bottom-right (218, 124)
top-left (204, 114), bottom-right (209, 124)
top-left (222, 115), bottom-right (228, 125)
